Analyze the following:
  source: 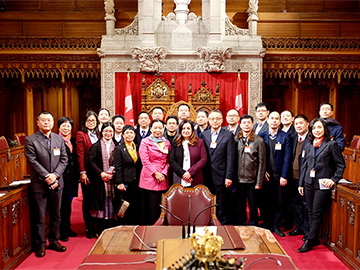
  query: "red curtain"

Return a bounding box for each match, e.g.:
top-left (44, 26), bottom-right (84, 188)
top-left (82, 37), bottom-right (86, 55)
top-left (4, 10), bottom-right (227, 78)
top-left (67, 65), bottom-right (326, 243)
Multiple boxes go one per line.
top-left (115, 72), bottom-right (249, 124)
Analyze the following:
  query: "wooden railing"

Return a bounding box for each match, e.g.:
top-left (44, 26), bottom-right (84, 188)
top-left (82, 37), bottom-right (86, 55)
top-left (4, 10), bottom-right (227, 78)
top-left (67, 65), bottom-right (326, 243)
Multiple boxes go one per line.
top-left (0, 146), bottom-right (28, 187)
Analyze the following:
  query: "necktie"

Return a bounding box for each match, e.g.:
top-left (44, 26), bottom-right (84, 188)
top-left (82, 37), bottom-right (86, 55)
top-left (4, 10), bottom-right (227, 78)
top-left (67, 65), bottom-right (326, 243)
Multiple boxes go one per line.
top-left (299, 137), bottom-right (302, 143)
top-left (141, 130), bottom-right (146, 138)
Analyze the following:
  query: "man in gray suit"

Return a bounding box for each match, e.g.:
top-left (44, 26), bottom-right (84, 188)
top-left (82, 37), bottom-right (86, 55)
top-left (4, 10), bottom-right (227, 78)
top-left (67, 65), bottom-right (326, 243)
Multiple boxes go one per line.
top-left (25, 111), bottom-right (68, 257)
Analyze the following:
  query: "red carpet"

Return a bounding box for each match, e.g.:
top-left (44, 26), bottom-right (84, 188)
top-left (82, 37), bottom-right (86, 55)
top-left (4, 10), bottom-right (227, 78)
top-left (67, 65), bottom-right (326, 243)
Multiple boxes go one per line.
top-left (16, 191), bottom-right (347, 270)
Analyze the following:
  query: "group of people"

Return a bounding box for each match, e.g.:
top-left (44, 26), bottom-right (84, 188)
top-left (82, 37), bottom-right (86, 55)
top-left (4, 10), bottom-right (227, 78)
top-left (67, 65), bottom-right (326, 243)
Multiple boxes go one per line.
top-left (24, 101), bottom-right (345, 258)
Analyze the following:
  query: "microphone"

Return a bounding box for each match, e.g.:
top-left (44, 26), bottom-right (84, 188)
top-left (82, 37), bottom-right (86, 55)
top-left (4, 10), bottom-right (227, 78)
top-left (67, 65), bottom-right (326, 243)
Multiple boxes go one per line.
top-left (192, 204), bottom-right (218, 234)
top-left (187, 195), bottom-right (191, 238)
top-left (159, 204), bottom-right (186, 239)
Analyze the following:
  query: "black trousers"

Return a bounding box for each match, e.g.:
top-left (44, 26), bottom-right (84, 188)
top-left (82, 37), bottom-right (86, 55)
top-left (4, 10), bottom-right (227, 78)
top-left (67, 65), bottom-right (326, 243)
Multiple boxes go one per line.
top-left (141, 188), bottom-right (164, 225)
top-left (234, 182), bottom-right (258, 225)
top-left (60, 194), bottom-right (73, 236)
top-left (81, 183), bottom-right (95, 233)
top-left (214, 185), bottom-right (231, 225)
top-left (291, 179), bottom-right (310, 233)
top-left (304, 182), bottom-right (331, 240)
top-left (30, 189), bottom-right (62, 248)
top-left (260, 177), bottom-right (287, 229)
top-left (115, 181), bottom-right (141, 225)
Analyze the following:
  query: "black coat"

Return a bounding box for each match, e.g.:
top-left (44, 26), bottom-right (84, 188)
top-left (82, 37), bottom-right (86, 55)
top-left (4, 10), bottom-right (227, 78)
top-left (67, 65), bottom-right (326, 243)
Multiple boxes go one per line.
top-left (88, 140), bottom-right (115, 211)
top-left (300, 140), bottom-right (345, 188)
top-left (62, 137), bottom-right (79, 197)
top-left (113, 142), bottom-right (142, 186)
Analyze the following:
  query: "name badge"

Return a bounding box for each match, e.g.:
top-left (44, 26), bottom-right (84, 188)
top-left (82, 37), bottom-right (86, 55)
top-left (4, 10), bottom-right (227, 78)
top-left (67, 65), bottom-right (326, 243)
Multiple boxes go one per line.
top-left (302, 150), bottom-right (305, 158)
top-left (244, 146), bottom-right (251, 153)
top-left (53, 147), bottom-right (60, 156)
top-left (310, 169), bottom-right (316, 178)
top-left (162, 148), bottom-right (169, 154)
top-left (275, 143), bottom-right (282, 150)
top-left (210, 142), bottom-right (217, 149)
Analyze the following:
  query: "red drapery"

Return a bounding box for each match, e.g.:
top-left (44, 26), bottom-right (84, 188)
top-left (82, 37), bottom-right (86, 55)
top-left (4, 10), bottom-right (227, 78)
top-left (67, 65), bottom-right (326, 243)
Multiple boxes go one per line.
top-left (115, 72), bottom-right (249, 124)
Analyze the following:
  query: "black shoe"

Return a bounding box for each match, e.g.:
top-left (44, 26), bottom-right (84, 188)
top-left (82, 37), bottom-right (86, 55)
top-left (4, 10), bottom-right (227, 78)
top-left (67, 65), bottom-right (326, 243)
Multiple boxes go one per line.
top-left (302, 234), bottom-right (307, 241)
top-left (48, 242), bottom-right (66, 252)
top-left (297, 239), bottom-right (315, 253)
top-left (60, 235), bottom-right (69, 242)
top-left (68, 229), bottom-right (78, 237)
top-left (86, 231), bottom-right (96, 239)
top-left (34, 246), bottom-right (46, 257)
top-left (274, 227), bottom-right (286, 237)
top-left (287, 228), bottom-right (304, 236)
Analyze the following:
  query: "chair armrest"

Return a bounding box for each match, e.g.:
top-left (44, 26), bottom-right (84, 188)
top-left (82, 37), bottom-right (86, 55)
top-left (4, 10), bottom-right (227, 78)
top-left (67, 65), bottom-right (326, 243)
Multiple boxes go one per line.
top-left (154, 216), bottom-right (165, 226)
top-left (211, 218), bottom-right (222, 226)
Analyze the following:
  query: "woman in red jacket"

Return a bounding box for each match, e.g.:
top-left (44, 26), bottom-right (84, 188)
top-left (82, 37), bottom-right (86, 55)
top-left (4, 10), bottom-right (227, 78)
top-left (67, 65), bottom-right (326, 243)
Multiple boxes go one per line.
top-left (76, 110), bottom-right (99, 239)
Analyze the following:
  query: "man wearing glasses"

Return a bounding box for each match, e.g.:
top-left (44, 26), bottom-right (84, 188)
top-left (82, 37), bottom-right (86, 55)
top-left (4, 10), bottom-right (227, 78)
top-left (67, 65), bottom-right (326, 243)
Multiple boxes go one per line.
top-left (225, 109), bottom-right (241, 138)
top-left (253, 102), bottom-right (270, 135)
top-left (201, 110), bottom-right (236, 224)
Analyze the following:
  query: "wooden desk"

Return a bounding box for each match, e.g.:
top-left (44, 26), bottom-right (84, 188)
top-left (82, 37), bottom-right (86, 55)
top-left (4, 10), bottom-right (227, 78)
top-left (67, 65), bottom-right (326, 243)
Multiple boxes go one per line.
top-left (89, 225), bottom-right (287, 255)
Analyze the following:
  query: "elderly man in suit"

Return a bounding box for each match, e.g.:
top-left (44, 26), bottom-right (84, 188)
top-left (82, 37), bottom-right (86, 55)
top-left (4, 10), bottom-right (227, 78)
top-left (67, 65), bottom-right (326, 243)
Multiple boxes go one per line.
top-left (201, 110), bottom-right (236, 225)
top-left (258, 111), bottom-right (292, 237)
top-left (25, 111), bottom-right (68, 257)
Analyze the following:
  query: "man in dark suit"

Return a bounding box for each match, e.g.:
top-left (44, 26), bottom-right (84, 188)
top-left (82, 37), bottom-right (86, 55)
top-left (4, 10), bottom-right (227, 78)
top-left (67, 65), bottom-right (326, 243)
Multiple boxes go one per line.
top-left (287, 114), bottom-right (310, 237)
top-left (112, 115), bottom-right (125, 146)
top-left (201, 110), bottom-right (236, 225)
top-left (258, 111), bottom-right (292, 236)
top-left (134, 111), bottom-right (151, 145)
top-left (253, 102), bottom-right (270, 135)
top-left (25, 111), bottom-right (68, 257)
top-left (225, 109), bottom-right (241, 138)
top-left (281, 110), bottom-right (297, 137)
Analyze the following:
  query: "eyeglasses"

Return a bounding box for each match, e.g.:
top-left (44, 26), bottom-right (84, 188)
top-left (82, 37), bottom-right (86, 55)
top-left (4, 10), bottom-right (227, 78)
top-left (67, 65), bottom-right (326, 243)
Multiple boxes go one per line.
top-left (227, 115), bottom-right (239, 118)
top-left (86, 119), bottom-right (96, 123)
top-left (209, 117), bottom-right (222, 121)
top-left (256, 109), bottom-right (268, 113)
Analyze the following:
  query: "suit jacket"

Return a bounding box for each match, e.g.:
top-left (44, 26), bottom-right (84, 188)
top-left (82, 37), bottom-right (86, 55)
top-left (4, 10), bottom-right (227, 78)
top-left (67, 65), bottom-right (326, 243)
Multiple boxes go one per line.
top-left (114, 142), bottom-right (142, 185)
top-left (253, 121), bottom-right (269, 135)
top-left (259, 129), bottom-right (293, 179)
top-left (62, 137), bottom-right (79, 197)
top-left (224, 125), bottom-right (241, 138)
top-left (299, 140), bottom-right (345, 188)
top-left (76, 131), bottom-right (95, 173)
top-left (113, 135), bottom-right (124, 146)
top-left (134, 126), bottom-right (151, 146)
top-left (139, 137), bottom-right (171, 191)
top-left (201, 128), bottom-right (236, 186)
top-left (291, 133), bottom-right (310, 180)
top-left (25, 131), bottom-right (68, 193)
top-left (284, 125), bottom-right (297, 137)
top-left (169, 138), bottom-right (207, 186)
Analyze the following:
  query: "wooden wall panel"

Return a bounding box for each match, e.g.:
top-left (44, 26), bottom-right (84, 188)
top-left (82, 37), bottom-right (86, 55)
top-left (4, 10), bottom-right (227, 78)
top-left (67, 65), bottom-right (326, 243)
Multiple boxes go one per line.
top-left (340, 23), bottom-right (360, 37)
top-left (23, 21), bottom-right (63, 36)
top-left (324, 0), bottom-right (359, 12)
top-left (286, 0), bottom-right (323, 12)
top-left (0, 22), bottom-right (23, 36)
top-left (300, 23), bottom-right (339, 37)
top-left (258, 0), bottom-right (286, 12)
top-left (63, 22), bottom-right (105, 37)
top-left (258, 22), bottom-right (299, 37)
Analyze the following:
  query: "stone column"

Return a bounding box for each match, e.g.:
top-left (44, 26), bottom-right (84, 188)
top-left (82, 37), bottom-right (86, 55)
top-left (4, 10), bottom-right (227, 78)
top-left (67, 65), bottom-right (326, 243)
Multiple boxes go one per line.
top-left (247, 0), bottom-right (259, 37)
top-left (174, 0), bottom-right (191, 25)
top-left (202, 0), bottom-right (225, 46)
top-left (104, 0), bottom-right (116, 36)
top-left (138, 0), bottom-right (162, 46)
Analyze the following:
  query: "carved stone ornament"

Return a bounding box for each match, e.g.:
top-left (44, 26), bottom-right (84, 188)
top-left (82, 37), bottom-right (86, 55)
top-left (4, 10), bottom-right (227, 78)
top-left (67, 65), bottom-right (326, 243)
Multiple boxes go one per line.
top-left (104, 0), bottom-right (115, 21)
top-left (131, 47), bottom-right (168, 73)
top-left (247, 0), bottom-right (259, 17)
top-left (114, 15), bottom-right (138, 35)
top-left (197, 47), bottom-right (232, 72)
top-left (225, 16), bottom-right (249, 36)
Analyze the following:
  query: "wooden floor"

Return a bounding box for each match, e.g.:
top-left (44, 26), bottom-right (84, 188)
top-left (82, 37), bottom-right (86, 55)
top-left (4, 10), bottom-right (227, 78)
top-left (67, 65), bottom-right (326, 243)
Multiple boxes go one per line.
top-left (89, 225), bottom-right (287, 255)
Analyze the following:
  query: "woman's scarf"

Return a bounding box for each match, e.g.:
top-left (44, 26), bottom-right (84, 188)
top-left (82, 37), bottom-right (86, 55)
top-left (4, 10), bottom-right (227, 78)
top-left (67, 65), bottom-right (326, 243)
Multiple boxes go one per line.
top-left (125, 141), bottom-right (138, 163)
top-left (313, 136), bottom-right (324, 148)
top-left (59, 133), bottom-right (73, 153)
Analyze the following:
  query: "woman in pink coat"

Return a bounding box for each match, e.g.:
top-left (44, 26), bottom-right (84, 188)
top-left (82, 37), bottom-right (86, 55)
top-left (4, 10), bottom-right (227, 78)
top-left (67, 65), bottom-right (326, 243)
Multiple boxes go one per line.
top-left (139, 119), bottom-right (171, 225)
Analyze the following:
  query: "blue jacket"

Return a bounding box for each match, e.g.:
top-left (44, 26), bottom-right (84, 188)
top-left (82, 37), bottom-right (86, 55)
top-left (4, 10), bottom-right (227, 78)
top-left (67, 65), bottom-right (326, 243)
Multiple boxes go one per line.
top-left (259, 129), bottom-right (293, 179)
top-left (322, 118), bottom-right (345, 152)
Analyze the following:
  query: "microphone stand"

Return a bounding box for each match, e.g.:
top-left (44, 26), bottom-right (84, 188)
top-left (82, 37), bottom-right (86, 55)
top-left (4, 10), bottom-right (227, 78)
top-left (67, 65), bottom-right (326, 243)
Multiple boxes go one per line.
top-left (192, 204), bottom-right (218, 233)
top-left (159, 204), bottom-right (186, 239)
